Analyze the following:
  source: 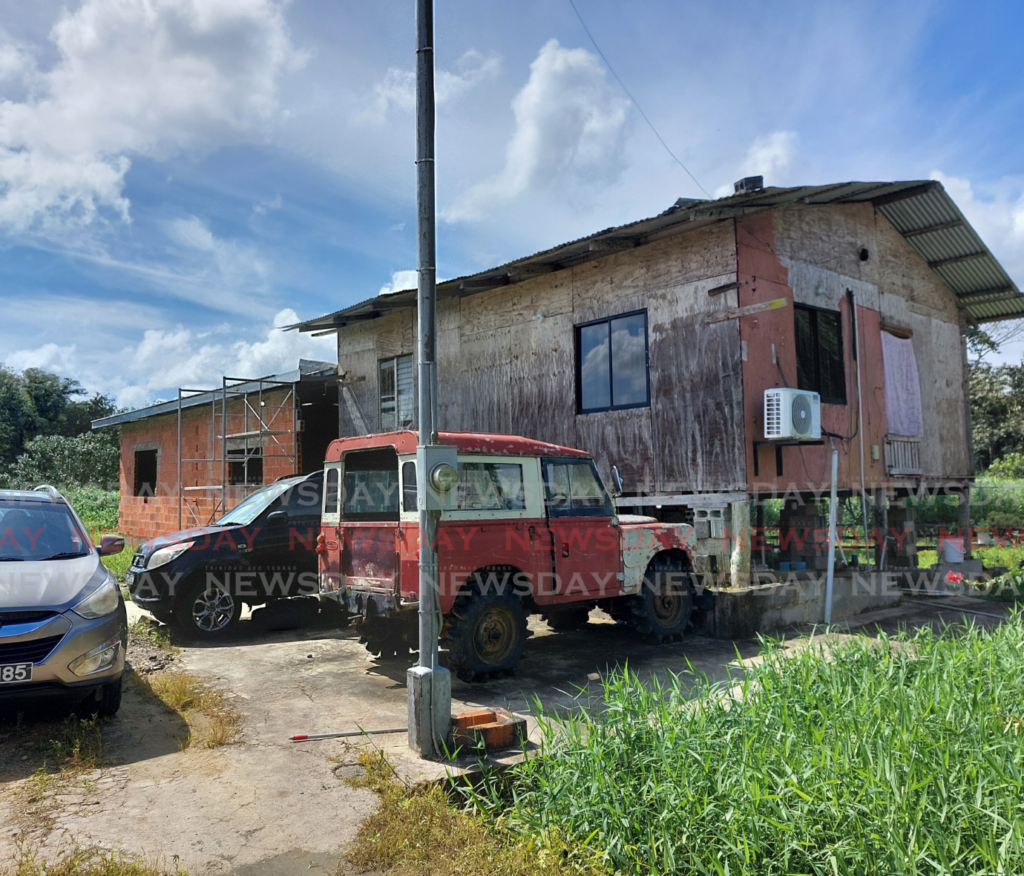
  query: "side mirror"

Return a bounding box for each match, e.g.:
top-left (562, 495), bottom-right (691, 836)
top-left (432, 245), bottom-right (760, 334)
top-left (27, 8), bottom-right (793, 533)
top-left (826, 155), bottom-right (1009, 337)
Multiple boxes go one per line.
top-left (266, 510), bottom-right (288, 526)
top-left (611, 465), bottom-right (624, 497)
top-left (98, 534), bottom-right (125, 556)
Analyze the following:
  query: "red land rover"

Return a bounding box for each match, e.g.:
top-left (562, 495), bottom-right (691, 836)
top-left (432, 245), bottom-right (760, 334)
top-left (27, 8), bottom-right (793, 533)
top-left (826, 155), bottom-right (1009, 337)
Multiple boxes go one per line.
top-left (317, 431), bottom-right (705, 681)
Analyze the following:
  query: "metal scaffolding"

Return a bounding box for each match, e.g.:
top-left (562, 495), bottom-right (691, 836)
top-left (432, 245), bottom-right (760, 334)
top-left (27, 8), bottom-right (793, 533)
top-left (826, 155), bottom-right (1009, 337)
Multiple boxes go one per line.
top-left (176, 375), bottom-right (298, 529)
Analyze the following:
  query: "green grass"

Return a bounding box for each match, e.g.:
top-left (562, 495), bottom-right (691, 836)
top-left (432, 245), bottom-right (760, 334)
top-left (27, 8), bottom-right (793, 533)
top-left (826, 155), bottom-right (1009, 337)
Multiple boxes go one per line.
top-left (468, 616), bottom-right (1024, 875)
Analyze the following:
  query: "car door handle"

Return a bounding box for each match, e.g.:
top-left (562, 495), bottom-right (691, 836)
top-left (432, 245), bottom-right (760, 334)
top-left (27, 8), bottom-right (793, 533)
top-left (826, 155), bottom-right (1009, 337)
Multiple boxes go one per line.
top-left (562, 542), bottom-right (570, 558)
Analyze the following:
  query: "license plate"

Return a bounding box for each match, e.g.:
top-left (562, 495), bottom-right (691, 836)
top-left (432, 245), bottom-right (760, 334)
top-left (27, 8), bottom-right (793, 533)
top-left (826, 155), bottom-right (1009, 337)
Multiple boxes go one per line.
top-left (125, 571), bottom-right (135, 587)
top-left (0, 663), bottom-right (32, 685)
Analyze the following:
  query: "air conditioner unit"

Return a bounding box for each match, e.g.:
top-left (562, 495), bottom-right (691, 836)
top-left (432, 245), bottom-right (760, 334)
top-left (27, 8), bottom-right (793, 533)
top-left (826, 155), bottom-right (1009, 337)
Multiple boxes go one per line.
top-left (764, 388), bottom-right (821, 440)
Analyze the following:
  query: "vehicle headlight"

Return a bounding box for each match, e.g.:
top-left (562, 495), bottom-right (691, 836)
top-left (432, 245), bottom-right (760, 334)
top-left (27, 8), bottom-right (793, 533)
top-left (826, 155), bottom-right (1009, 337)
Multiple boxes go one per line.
top-left (72, 575), bottom-right (121, 619)
top-left (69, 634), bottom-right (122, 676)
top-left (147, 541), bottom-right (194, 570)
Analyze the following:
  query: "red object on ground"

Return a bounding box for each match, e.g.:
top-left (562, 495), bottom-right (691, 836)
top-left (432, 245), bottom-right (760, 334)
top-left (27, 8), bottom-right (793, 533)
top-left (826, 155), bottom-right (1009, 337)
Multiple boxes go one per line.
top-left (449, 708), bottom-right (527, 753)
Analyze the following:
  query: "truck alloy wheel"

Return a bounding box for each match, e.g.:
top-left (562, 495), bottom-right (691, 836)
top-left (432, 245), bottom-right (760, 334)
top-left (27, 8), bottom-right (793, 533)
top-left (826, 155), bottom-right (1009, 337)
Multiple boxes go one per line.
top-left (443, 591), bottom-right (527, 683)
top-left (176, 578), bottom-right (242, 637)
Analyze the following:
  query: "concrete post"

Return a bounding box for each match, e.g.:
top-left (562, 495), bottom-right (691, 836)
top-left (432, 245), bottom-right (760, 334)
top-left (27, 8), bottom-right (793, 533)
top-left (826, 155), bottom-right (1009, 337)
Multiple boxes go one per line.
top-left (730, 500), bottom-right (750, 587)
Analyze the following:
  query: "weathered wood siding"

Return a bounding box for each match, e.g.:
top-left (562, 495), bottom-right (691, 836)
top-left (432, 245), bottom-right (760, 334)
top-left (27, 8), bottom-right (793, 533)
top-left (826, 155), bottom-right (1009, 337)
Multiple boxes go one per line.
top-left (336, 220), bottom-right (747, 493)
top-left (742, 202), bottom-right (973, 490)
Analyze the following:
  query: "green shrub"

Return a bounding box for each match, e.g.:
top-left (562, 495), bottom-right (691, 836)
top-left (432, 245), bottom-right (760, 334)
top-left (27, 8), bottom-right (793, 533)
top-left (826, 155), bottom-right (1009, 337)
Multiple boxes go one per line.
top-left (2, 431), bottom-right (119, 490)
top-left (473, 617), bottom-right (1024, 875)
top-left (987, 453), bottom-right (1024, 480)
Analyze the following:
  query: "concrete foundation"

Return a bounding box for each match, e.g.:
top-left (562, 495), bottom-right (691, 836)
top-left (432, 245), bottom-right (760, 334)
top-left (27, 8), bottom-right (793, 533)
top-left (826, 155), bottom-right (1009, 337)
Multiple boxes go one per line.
top-left (696, 571), bottom-right (903, 639)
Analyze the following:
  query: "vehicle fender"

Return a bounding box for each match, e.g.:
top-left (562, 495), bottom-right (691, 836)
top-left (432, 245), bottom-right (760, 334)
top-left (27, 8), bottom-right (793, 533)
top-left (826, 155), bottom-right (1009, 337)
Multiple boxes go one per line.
top-left (619, 524), bottom-right (695, 595)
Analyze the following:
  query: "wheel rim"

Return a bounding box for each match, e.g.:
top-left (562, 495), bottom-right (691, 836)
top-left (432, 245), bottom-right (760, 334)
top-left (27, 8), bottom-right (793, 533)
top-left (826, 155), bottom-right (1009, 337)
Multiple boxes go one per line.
top-left (652, 589), bottom-right (685, 628)
top-left (191, 586), bottom-right (236, 632)
top-left (473, 605), bottom-right (517, 666)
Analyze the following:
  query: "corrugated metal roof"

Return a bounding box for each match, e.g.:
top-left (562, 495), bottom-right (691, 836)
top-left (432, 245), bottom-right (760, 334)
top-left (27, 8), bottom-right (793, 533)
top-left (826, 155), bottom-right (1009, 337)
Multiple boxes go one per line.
top-left (91, 359), bottom-right (337, 429)
top-left (291, 180), bottom-right (1022, 332)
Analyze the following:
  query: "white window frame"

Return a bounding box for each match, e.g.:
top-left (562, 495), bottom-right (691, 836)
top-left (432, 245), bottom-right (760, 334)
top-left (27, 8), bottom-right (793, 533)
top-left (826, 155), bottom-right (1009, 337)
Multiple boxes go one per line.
top-left (322, 461), bottom-right (342, 525)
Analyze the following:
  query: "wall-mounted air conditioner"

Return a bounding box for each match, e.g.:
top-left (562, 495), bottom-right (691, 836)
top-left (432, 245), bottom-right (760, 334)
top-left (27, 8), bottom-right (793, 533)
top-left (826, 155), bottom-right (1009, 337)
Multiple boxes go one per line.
top-left (764, 388), bottom-right (821, 440)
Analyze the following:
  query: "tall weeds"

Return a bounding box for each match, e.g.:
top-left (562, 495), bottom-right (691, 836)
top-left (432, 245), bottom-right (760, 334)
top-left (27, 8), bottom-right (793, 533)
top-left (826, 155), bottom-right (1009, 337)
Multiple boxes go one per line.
top-left (469, 615), bottom-right (1024, 875)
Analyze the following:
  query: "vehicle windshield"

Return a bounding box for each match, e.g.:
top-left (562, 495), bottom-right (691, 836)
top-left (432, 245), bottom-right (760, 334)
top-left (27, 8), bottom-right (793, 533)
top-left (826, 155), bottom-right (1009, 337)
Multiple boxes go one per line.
top-left (215, 480), bottom-right (298, 527)
top-left (0, 499), bottom-right (90, 561)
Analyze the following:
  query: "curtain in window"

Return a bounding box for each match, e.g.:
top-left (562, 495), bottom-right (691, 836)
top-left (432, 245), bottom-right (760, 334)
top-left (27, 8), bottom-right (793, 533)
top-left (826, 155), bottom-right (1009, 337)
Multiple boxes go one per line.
top-left (881, 332), bottom-right (923, 437)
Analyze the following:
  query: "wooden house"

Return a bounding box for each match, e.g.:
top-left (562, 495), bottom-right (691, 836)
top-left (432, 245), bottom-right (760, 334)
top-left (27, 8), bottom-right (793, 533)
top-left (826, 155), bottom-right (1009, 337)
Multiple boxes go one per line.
top-left (294, 180), bottom-right (1023, 580)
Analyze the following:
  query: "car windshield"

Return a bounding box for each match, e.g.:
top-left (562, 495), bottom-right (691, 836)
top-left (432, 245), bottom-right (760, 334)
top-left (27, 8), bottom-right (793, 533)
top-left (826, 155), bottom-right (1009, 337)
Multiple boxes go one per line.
top-left (0, 499), bottom-right (90, 561)
top-left (214, 480), bottom-right (299, 526)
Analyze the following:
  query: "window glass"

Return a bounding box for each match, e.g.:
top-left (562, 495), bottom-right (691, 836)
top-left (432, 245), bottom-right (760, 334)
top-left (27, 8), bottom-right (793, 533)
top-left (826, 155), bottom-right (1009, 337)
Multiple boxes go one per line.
top-left (544, 460), bottom-right (613, 516)
top-left (0, 501), bottom-right (88, 560)
top-left (577, 312), bottom-right (649, 413)
top-left (817, 310), bottom-right (845, 403)
top-left (343, 449), bottom-right (400, 521)
top-left (456, 463), bottom-right (525, 511)
top-left (546, 463), bottom-right (571, 509)
top-left (402, 461), bottom-right (417, 512)
top-left (794, 306), bottom-right (815, 391)
top-left (578, 323), bottom-right (611, 411)
top-left (324, 468), bottom-right (339, 515)
top-left (795, 305), bottom-right (846, 404)
top-left (216, 479), bottom-right (295, 525)
top-left (379, 356), bottom-right (414, 430)
top-left (568, 462), bottom-right (608, 508)
top-left (610, 313), bottom-right (648, 406)
top-left (278, 476), bottom-right (322, 519)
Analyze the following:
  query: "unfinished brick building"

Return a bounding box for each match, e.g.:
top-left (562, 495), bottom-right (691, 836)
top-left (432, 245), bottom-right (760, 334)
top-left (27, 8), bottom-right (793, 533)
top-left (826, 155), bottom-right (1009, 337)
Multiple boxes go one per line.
top-left (92, 360), bottom-right (337, 542)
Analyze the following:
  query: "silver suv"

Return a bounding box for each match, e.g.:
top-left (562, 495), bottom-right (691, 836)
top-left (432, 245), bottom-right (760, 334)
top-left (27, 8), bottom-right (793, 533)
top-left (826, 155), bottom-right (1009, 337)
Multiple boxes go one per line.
top-left (0, 486), bottom-right (127, 716)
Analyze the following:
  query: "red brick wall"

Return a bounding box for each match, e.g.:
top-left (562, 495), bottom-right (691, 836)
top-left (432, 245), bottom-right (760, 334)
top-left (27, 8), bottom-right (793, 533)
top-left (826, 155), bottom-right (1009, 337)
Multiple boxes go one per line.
top-left (118, 389), bottom-right (298, 543)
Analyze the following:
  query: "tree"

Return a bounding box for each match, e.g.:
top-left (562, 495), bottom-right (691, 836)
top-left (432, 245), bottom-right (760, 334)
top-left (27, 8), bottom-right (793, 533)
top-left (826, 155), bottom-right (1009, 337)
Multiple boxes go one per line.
top-left (969, 361), bottom-right (1024, 471)
top-left (0, 367), bottom-right (36, 465)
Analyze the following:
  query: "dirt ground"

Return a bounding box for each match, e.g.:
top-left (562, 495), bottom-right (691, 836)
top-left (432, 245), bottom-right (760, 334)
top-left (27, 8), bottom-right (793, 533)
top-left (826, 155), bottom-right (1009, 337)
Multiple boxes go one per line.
top-left (0, 593), bottom-right (1013, 876)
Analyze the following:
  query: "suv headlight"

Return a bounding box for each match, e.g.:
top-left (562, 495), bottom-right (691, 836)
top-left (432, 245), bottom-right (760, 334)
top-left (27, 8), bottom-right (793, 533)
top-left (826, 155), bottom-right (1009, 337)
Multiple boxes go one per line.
top-left (72, 575), bottom-right (120, 619)
top-left (147, 541), bottom-right (194, 570)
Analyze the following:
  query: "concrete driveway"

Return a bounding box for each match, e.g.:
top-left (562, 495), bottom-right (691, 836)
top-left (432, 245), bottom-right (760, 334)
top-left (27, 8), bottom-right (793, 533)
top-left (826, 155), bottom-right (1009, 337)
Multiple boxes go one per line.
top-left (0, 593), bottom-right (1012, 875)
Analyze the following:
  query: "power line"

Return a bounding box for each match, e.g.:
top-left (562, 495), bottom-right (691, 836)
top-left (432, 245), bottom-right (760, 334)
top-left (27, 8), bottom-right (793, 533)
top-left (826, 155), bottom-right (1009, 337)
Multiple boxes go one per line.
top-left (567, 0), bottom-right (712, 199)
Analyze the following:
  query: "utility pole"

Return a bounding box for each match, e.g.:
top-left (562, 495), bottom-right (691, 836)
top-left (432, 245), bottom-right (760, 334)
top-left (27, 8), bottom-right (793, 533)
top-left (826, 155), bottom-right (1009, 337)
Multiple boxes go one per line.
top-left (407, 0), bottom-right (452, 759)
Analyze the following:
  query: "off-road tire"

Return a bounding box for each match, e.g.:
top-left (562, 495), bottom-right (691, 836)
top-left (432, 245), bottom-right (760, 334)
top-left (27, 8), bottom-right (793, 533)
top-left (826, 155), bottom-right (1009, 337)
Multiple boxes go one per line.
top-left (542, 607), bottom-right (591, 632)
top-left (175, 575), bottom-right (242, 639)
top-left (626, 553), bottom-right (693, 644)
top-left (358, 617), bottom-right (412, 661)
top-left (442, 588), bottom-right (528, 683)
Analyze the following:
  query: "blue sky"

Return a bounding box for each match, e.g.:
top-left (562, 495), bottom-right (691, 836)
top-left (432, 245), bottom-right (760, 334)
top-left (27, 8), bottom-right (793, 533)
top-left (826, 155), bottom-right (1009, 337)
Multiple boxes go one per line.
top-left (0, 0), bottom-right (1021, 409)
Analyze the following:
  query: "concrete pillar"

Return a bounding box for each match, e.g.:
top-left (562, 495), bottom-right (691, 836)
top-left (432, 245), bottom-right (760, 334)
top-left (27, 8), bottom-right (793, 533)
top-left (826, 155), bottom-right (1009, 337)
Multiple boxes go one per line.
top-left (730, 500), bottom-right (751, 587)
top-left (959, 484), bottom-right (972, 561)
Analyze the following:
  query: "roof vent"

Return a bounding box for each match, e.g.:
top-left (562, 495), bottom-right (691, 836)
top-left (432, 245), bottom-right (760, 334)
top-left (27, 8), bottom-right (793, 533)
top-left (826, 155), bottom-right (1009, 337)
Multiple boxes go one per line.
top-left (734, 176), bottom-right (764, 195)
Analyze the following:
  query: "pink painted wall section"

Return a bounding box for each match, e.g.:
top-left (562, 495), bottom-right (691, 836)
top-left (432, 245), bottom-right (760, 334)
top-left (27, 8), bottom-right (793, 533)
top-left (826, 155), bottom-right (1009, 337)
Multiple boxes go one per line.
top-left (737, 214), bottom-right (889, 493)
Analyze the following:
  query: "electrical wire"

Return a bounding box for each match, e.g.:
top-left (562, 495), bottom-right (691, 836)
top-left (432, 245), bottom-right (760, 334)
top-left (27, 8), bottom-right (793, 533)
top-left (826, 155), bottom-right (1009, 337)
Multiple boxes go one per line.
top-left (566, 0), bottom-right (712, 198)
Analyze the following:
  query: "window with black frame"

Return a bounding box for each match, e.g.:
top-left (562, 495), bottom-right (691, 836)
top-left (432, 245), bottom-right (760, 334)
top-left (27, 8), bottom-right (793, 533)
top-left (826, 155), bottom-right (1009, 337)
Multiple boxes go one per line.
top-left (575, 311), bottom-right (650, 413)
top-left (794, 304), bottom-right (846, 404)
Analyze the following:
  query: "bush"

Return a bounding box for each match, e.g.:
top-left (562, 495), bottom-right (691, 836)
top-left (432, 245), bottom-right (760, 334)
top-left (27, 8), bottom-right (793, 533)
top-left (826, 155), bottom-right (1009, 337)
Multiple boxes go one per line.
top-left (2, 431), bottom-right (119, 490)
top-left (473, 617), bottom-right (1024, 875)
top-left (63, 485), bottom-right (120, 530)
top-left (987, 453), bottom-right (1024, 480)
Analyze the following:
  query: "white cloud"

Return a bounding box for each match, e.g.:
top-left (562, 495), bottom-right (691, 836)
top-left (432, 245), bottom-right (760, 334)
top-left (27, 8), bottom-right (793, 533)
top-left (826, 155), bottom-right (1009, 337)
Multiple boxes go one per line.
top-left (360, 49), bottom-right (500, 125)
top-left (714, 131), bottom-right (799, 198)
top-left (5, 342), bottom-right (78, 375)
top-left (126, 308), bottom-right (334, 400)
top-left (444, 39), bottom-right (630, 221)
top-left (3, 307), bottom-right (334, 409)
top-left (379, 269), bottom-right (418, 296)
top-left (0, 0), bottom-right (304, 239)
